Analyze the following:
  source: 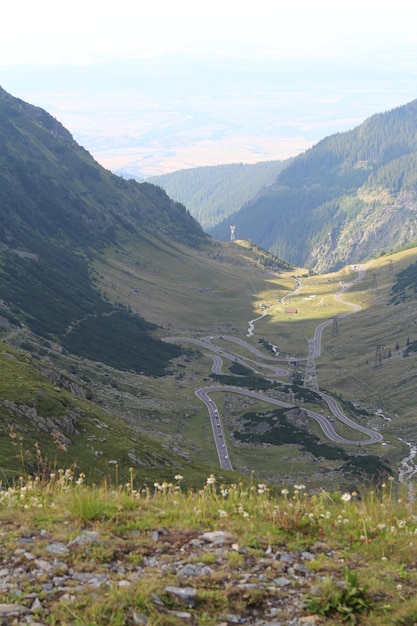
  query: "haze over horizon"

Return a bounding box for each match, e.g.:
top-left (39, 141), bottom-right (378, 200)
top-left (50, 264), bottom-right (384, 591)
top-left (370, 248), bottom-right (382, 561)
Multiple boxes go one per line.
top-left (2, 0), bottom-right (417, 177)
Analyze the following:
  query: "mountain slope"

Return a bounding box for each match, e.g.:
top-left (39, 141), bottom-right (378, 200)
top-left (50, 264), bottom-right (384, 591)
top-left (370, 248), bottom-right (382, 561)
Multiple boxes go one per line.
top-left (0, 88), bottom-right (204, 251)
top-left (0, 86), bottom-right (293, 484)
top-left (0, 339), bottom-right (216, 485)
top-left (147, 160), bottom-right (288, 230)
top-left (211, 100), bottom-right (417, 271)
top-left (0, 85), bottom-right (208, 373)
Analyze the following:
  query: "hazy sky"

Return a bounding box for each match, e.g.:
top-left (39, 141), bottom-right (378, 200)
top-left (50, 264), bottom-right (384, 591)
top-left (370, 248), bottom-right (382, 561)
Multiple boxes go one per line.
top-left (2, 1), bottom-right (417, 176)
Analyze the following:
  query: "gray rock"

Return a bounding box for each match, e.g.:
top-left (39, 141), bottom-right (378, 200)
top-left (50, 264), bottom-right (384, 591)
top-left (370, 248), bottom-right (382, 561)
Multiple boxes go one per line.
top-left (167, 610), bottom-right (193, 622)
top-left (60, 593), bottom-right (76, 603)
top-left (274, 576), bottom-right (292, 587)
top-left (151, 527), bottom-right (169, 541)
top-left (224, 615), bottom-right (246, 623)
top-left (46, 542), bottom-right (68, 555)
top-left (199, 531), bottom-right (231, 544)
top-left (18, 537), bottom-right (34, 544)
top-left (165, 585), bottom-right (197, 608)
top-left (34, 558), bottom-right (53, 572)
top-left (0, 603), bottom-right (29, 616)
top-left (68, 531), bottom-right (101, 546)
top-left (177, 563), bottom-right (199, 578)
top-left (31, 597), bottom-right (43, 611)
top-left (279, 552), bottom-right (294, 564)
top-left (293, 562), bottom-right (309, 574)
top-left (74, 572), bottom-right (109, 587)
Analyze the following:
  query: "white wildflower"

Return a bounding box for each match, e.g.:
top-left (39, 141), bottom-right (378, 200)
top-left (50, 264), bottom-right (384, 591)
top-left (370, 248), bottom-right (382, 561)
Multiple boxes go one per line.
top-left (76, 475), bottom-right (85, 486)
top-left (206, 474), bottom-right (216, 485)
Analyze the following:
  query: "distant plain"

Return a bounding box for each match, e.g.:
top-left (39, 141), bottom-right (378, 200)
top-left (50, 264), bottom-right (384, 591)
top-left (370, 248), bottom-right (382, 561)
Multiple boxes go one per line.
top-left (2, 55), bottom-right (416, 177)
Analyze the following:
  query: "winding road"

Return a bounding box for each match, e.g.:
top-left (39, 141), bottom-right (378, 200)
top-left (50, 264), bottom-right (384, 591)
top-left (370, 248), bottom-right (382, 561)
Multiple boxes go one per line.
top-left (164, 265), bottom-right (383, 470)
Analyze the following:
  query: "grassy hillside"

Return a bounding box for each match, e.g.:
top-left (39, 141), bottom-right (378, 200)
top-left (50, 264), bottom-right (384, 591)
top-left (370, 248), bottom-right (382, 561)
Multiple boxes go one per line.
top-left (0, 339), bottom-right (222, 486)
top-left (94, 236), bottom-right (292, 331)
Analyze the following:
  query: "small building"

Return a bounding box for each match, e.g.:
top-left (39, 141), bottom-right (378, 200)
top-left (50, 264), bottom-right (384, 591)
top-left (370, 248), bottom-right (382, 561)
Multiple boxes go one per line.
top-left (284, 307), bottom-right (298, 314)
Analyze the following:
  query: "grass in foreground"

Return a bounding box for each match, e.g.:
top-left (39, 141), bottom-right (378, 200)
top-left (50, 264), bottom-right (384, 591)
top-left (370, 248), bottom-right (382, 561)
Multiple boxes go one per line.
top-left (1, 467), bottom-right (417, 624)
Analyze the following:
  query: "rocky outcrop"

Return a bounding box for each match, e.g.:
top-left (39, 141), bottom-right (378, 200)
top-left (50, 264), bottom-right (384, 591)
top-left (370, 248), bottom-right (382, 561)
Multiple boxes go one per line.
top-left (40, 368), bottom-right (94, 400)
top-left (1, 400), bottom-right (79, 445)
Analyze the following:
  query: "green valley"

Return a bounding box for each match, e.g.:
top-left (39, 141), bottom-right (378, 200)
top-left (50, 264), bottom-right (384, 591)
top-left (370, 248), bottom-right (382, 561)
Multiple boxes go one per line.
top-left (1, 86), bottom-right (417, 496)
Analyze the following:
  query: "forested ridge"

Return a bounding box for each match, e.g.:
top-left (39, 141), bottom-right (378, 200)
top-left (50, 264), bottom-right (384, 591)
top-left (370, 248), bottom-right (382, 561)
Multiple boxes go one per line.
top-left (147, 160), bottom-right (288, 230)
top-left (211, 99), bottom-right (417, 271)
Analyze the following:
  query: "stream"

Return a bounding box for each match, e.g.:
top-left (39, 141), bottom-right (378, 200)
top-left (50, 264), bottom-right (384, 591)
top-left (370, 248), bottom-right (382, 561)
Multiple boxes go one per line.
top-left (398, 440), bottom-right (417, 502)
